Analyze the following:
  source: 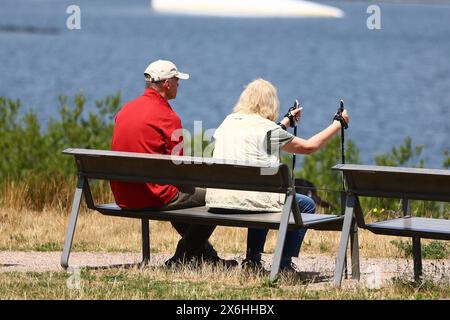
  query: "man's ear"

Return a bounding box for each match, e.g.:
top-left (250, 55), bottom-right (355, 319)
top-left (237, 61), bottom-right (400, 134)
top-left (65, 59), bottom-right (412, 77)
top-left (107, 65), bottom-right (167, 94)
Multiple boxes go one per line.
top-left (162, 79), bottom-right (170, 89)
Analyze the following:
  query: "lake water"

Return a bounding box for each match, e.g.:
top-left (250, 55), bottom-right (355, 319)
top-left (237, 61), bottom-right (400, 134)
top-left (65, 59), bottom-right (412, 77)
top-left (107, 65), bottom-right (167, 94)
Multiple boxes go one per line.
top-left (1, 0), bottom-right (449, 168)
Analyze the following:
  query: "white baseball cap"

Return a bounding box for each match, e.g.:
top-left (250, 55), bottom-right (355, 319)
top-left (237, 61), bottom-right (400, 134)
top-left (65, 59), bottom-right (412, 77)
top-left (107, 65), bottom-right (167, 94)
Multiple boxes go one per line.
top-left (144, 60), bottom-right (190, 82)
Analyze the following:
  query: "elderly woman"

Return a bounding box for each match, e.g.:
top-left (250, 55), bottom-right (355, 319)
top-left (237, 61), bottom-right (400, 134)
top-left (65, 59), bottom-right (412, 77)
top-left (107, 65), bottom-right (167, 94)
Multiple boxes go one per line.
top-left (206, 78), bottom-right (349, 271)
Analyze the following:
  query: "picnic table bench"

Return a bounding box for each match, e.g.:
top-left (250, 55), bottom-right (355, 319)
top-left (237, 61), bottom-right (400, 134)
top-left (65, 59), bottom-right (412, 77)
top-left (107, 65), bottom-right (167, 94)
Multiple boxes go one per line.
top-left (61, 148), bottom-right (357, 284)
top-left (333, 164), bottom-right (450, 286)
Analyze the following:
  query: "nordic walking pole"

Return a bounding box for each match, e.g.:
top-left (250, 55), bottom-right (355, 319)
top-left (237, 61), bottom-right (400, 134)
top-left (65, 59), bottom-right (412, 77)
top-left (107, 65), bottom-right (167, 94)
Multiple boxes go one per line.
top-left (291, 99), bottom-right (300, 183)
top-left (280, 99), bottom-right (300, 182)
top-left (278, 99), bottom-right (300, 182)
top-left (334, 99), bottom-right (348, 205)
top-left (335, 99), bottom-right (349, 278)
top-left (339, 100), bottom-right (346, 191)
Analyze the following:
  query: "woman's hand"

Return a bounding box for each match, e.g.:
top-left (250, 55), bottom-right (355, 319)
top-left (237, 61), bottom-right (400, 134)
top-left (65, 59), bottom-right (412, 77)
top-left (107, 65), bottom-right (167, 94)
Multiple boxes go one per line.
top-left (281, 107), bottom-right (303, 128)
top-left (341, 109), bottom-right (349, 124)
top-left (333, 109), bottom-right (350, 127)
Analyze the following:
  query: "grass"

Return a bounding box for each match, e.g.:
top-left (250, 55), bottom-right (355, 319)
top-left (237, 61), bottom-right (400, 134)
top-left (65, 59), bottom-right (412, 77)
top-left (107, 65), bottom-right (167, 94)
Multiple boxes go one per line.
top-left (0, 207), bottom-right (431, 258)
top-left (1, 206), bottom-right (449, 300)
top-left (2, 207), bottom-right (448, 259)
top-left (1, 266), bottom-right (449, 300)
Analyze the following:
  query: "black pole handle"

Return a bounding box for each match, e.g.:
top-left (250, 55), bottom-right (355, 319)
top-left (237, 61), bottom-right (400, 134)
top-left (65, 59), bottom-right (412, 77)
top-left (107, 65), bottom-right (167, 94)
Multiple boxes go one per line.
top-left (334, 100), bottom-right (348, 130)
top-left (284, 99), bottom-right (299, 128)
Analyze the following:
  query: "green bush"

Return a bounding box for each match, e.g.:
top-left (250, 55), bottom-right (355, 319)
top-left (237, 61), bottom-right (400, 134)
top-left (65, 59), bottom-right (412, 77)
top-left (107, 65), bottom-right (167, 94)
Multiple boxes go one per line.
top-left (290, 135), bottom-right (360, 212)
top-left (423, 241), bottom-right (450, 260)
top-left (365, 137), bottom-right (443, 219)
top-left (390, 240), bottom-right (449, 260)
top-left (0, 93), bottom-right (120, 210)
top-left (374, 136), bottom-right (425, 168)
top-left (390, 240), bottom-right (413, 258)
top-left (0, 93), bottom-right (449, 216)
top-left (0, 93), bottom-right (120, 179)
top-left (444, 150), bottom-right (450, 169)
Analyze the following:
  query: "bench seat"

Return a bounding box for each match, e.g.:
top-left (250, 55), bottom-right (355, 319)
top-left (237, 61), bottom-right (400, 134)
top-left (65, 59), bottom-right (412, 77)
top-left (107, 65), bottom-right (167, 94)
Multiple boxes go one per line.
top-left (96, 203), bottom-right (344, 231)
top-left (366, 217), bottom-right (450, 241)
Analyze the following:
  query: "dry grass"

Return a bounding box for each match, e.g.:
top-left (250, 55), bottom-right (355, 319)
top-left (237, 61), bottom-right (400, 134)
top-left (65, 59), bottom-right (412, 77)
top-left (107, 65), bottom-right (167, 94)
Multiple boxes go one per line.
top-left (0, 179), bottom-right (113, 212)
top-left (1, 264), bottom-right (449, 300)
top-left (1, 204), bottom-right (449, 300)
top-left (0, 178), bottom-right (446, 258)
top-left (0, 206), bottom-right (432, 258)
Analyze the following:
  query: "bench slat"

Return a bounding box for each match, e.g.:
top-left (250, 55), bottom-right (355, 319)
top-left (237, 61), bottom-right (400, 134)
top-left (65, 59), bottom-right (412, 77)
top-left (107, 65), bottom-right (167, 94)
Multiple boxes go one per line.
top-left (367, 217), bottom-right (450, 240)
top-left (95, 204), bottom-right (344, 231)
top-left (65, 148), bottom-right (292, 193)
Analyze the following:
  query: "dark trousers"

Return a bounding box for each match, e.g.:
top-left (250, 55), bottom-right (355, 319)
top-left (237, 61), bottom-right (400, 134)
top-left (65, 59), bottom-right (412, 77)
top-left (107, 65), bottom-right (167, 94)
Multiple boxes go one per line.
top-left (153, 187), bottom-right (217, 258)
top-left (246, 194), bottom-right (316, 267)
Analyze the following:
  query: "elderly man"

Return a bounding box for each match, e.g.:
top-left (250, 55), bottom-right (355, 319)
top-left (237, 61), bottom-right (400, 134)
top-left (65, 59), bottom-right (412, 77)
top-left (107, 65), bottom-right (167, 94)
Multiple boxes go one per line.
top-left (110, 60), bottom-right (236, 267)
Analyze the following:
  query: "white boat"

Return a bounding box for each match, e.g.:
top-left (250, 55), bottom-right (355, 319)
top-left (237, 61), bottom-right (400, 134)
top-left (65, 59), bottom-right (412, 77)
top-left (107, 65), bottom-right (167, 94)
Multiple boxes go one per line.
top-left (152, 0), bottom-right (344, 18)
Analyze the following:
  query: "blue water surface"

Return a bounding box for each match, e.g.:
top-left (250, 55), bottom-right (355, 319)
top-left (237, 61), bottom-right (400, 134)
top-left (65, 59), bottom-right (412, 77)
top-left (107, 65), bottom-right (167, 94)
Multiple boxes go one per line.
top-left (0, 0), bottom-right (449, 167)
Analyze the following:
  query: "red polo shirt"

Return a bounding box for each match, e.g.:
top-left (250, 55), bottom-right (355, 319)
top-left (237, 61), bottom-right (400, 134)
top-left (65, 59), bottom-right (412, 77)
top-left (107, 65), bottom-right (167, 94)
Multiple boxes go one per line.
top-left (110, 88), bottom-right (183, 209)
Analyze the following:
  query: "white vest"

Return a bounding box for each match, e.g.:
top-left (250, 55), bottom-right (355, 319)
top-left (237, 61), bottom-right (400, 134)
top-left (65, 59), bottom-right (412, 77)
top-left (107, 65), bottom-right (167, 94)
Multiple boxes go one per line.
top-left (205, 112), bottom-right (284, 212)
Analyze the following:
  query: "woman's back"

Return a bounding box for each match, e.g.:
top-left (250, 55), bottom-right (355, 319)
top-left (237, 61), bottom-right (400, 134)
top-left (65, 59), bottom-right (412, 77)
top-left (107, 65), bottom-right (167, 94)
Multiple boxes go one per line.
top-left (206, 112), bottom-right (286, 212)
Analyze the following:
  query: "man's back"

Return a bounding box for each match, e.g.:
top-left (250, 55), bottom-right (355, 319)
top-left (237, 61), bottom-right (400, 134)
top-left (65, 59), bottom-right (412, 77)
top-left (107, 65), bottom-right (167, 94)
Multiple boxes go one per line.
top-left (111, 88), bottom-right (183, 209)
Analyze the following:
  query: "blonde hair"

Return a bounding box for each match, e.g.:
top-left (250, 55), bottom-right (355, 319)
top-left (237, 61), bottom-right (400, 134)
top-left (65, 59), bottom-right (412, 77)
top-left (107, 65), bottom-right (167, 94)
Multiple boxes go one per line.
top-left (233, 78), bottom-right (280, 121)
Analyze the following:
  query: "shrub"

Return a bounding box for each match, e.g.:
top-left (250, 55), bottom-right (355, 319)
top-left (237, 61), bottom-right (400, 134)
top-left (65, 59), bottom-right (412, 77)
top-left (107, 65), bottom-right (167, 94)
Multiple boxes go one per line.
top-left (294, 135), bottom-right (360, 212)
top-left (365, 137), bottom-right (442, 219)
top-left (444, 150), bottom-right (450, 169)
top-left (0, 93), bottom-right (448, 216)
top-left (0, 93), bottom-right (121, 210)
top-left (390, 240), bottom-right (449, 260)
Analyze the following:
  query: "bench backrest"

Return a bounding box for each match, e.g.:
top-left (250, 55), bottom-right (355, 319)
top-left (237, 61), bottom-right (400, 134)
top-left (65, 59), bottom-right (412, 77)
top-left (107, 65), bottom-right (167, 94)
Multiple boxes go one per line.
top-left (334, 164), bottom-right (450, 202)
top-left (333, 164), bottom-right (450, 226)
top-left (64, 148), bottom-right (293, 194)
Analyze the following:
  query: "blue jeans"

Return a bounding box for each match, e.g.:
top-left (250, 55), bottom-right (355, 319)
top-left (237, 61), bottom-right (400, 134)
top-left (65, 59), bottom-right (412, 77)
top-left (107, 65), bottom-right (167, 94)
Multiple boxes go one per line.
top-left (246, 194), bottom-right (316, 268)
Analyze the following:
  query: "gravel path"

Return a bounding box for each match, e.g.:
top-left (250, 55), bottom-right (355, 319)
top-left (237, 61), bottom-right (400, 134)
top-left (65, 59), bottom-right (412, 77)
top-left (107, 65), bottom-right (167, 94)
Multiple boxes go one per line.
top-left (1, 251), bottom-right (448, 289)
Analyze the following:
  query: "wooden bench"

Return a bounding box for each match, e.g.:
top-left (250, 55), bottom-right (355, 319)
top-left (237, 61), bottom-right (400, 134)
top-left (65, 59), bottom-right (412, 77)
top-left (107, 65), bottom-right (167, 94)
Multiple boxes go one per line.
top-left (333, 164), bottom-right (450, 286)
top-left (61, 148), bottom-right (356, 283)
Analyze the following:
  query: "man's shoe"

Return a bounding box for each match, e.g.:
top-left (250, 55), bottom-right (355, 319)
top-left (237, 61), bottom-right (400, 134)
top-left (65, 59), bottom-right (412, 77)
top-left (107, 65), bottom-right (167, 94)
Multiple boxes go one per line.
top-left (242, 259), bottom-right (264, 271)
top-left (164, 255), bottom-right (190, 268)
top-left (203, 255), bottom-right (238, 268)
top-left (165, 238), bottom-right (193, 268)
top-left (193, 242), bottom-right (238, 268)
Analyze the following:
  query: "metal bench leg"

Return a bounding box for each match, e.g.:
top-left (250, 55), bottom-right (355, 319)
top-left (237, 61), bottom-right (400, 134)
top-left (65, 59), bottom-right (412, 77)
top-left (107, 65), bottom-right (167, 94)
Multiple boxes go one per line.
top-left (334, 194), bottom-right (355, 288)
top-left (61, 176), bottom-right (84, 269)
top-left (412, 237), bottom-right (422, 282)
top-left (344, 256), bottom-right (348, 279)
top-left (341, 192), bottom-right (348, 280)
top-left (141, 219), bottom-right (150, 266)
top-left (269, 193), bottom-right (294, 282)
top-left (350, 221), bottom-right (360, 280)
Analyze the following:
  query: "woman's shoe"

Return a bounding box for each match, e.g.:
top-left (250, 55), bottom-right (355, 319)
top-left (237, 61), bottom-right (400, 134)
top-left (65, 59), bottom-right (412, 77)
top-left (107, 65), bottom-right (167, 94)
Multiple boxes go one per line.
top-left (280, 262), bottom-right (297, 274)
